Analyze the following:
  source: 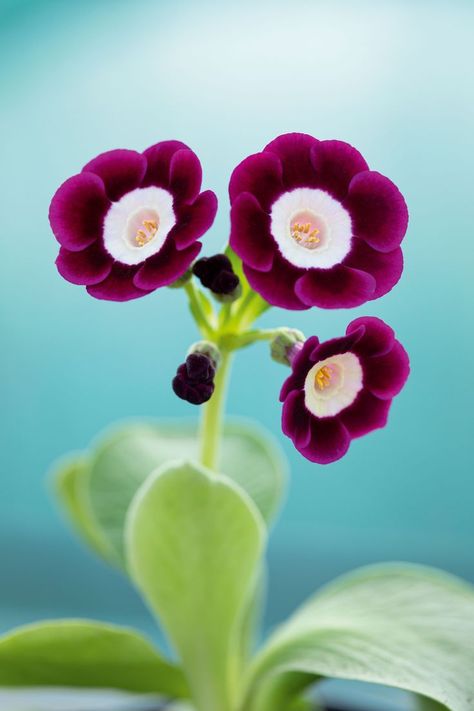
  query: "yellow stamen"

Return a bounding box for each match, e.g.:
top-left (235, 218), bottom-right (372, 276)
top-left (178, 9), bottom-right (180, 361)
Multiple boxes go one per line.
top-left (135, 219), bottom-right (158, 247)
top-left (315, 365), bottom-right (332, 390)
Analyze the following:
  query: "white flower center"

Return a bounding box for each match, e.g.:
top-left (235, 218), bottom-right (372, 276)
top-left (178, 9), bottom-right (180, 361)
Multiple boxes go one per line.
top-left (270, 188), bottom-right (352, 269)
top-left (304, 351), bottom-right (363, 418)
top-left (103, 187), bottom-right (176, 265)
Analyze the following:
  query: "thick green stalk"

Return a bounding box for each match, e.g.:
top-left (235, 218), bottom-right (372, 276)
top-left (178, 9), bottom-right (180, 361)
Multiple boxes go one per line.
top-left (199, 349), bottom-right (233, 471)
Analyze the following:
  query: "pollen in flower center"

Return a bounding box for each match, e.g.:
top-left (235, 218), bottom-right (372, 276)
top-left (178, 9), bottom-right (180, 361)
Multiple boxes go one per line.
top-left (135, 219), bottom-right (158, 247)
top-left (290, 210), bottom-right (327, 251)
top-left (125, 208), bottom-right (161, 249)
top-left (315, 365), bottom-right (332, 390)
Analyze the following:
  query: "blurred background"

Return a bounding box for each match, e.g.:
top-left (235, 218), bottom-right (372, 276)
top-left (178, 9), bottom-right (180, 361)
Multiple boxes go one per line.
top-left (1, 0), bottom-right (473, 707)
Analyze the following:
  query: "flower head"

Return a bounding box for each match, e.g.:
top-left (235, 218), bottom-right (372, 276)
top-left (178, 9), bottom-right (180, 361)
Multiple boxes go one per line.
top-left (50, 142), bottom-right (218, 301)
top-left (280, 317), bottom-right (409, 463)
top-left (230, 133), bottom-right (408, 310)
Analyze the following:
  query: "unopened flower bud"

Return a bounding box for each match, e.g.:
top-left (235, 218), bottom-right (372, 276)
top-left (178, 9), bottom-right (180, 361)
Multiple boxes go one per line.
top-left (187, 340), bottom-right (221, 369)
top-left (270, 328), bottom-right (306, 366)
top-left (172, 342), bottom-right (220, 405)
top-left (192, 254), bottom-right (240, 299)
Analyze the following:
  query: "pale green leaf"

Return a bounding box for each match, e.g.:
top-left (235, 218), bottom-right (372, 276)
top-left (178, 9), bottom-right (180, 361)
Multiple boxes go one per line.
top-left (126, 460), bottom-right (265, 711)
top-left (245, 565), bottom-right (474, 711)
top-left (53, 456), bottom-right (112, 562)
top-left (85, 419), bottom-right (285, 566)
top-left (0, 620), bottom-right (188, 698)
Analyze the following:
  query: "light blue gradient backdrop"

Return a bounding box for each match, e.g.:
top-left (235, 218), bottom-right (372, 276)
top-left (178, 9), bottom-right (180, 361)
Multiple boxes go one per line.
top-left (1, 0), bottom-right (473, 649)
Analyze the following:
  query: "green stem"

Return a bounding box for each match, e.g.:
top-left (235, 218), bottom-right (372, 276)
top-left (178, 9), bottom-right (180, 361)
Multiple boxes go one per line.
top-left (199, 349), bottom-right (233, 471)
top-left (184, 280), bottom-right (215, 339)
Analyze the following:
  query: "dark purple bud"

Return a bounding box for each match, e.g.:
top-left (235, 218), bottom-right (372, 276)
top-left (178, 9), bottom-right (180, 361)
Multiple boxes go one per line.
top-left (172, 374), bottom-right (215, 405)
top-left (192, 254), bottom-right (240, 295)
top-left (185, 352), bottom-right (216, 382)
top-left (172, 351), bottom-right (216, 405)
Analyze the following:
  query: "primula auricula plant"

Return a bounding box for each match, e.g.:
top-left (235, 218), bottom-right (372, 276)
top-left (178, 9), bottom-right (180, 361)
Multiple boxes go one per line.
top-left (0, 135), bottom-right (472, 711)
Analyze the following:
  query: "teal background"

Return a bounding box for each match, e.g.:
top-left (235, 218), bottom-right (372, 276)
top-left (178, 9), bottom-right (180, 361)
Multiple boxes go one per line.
top-left (0, 0), bottom-right (473, 702)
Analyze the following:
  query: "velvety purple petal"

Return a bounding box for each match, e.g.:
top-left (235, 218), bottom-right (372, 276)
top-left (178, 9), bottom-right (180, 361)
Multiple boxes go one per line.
top-left (299, 416), bottom-right (351, 465)
top-left (346, 240), bottom-right (403, 299)
top-left (230, 192), bottom-right (275, 271)
top-left (244, 254), bottom-right (309, 310)
top-left (347, 316), bottom-right (395, 358)
top-left (311, 327), bottom-right (365, 361)
top-left (310, 140), bottom-right (368, 201)
top-left (264, 133), bottom-right (320, 190)
top-left (56, 243), bottom-right (112, 286)
top-left (142, 140), bottom-right (189, 189)
top-left (363, 341), bottom-right (410, 399)
top-left (172, 191), bottom-right (218, 249)
top-left (87, 264), bottom-right (151, 301)
top-left (282, 390), bottom-right (312, 449)
top-left (134, 240), bottom-right (201, 290)
top-left (279, 336), bottom-right (320, 401)
top-left (82, 149), bottom-right (147, 202)
top-left (340, 389), bottom-right (391, 438)
top-left (49, 173), bottom-right (110, 251)
top-left (295, 265), bottom-right (376, 309)
top-left (347, 170), bottom-right (408, 252)
top-left (169, 149), bottom-right (202, 204)
top-left (229, 151), bottom-right (284, 211)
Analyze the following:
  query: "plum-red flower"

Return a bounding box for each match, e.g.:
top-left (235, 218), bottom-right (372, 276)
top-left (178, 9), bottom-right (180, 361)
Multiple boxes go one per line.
top-left (280, 317), bottom-right (409, 464)
top-left (229, 133), bottom-right (408, 310)
top-left (49, 142), bottom-right (218, 301)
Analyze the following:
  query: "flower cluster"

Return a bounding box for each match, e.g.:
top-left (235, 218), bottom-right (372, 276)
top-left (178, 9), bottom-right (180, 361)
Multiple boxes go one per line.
top-left (50, 133), bottom-right (409, 465)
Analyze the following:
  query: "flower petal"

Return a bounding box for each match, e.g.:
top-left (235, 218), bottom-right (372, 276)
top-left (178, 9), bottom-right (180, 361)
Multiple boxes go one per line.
top-left (142, 140), bottom-right (189, 189)
top-left (279, 336), bottom-right (320, 401)
top-left (295, 265), bottom-right (376, 309)
top-left (347, 170), bottom-right (408, 252)
top-left (230, 192), bottom-right (275, 271)
top-left (345, 240), bottom-right (403, 298)
top-left (229, 151), bottom-right (284, 211)
top-left (169, 149), bottom-right (203, 204)
top-left (311, 327), bottom-right (365, 361)
top-left (282, 390), bottom-right (312, 449)
top-left (363, 341), bottom-right (410, 399)
top-left (82, 149), bottom-right (147, 202)
top-left (310, 140), bottom-right (368, 201)
top-left (264, 133), bottom-right (320, 190)
top-left (49, 173), bottom-right (110, 251)
top-left (347, 316), bottom-right (395, 358)
top-left (172, 190), bottom-right (218, 249)
top-left (299, 417), bottom-right (351, 464)
top-left (56, 243), bottom-right (112, 286)
top-left (87, 264), bottom-right (151, 301)
top-left (244, 254), bottom-right (309, 310)
top-left (340, 389), bottom-right (391, 438)
top-left (134, 240), bottom-right (201, 290)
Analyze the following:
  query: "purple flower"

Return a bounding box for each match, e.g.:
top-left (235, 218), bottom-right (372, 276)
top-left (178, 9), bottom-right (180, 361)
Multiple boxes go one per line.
top-left (229, 133), bottom-right (408, 310)
top-left (280, 317), bottom-right (409, 464)
top-left (172, 353), bottom-right (216, 405)
top-left (49, 142), bottom-right (218, 301)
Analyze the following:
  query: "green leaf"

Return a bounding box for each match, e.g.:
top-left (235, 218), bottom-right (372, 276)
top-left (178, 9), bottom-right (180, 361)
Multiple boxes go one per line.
top-left (126, 460), bottom-right (265, 711)
top-left (416, 696), bottom-right (450, 711)
top-left (53, 456), bottom-right (112, 562)
top-left (82, 419), bottom-right (285, 567)
top-left (0, 620), bottom-right (188, 698)
top-left (245, 564), bottom-right (474, 711)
